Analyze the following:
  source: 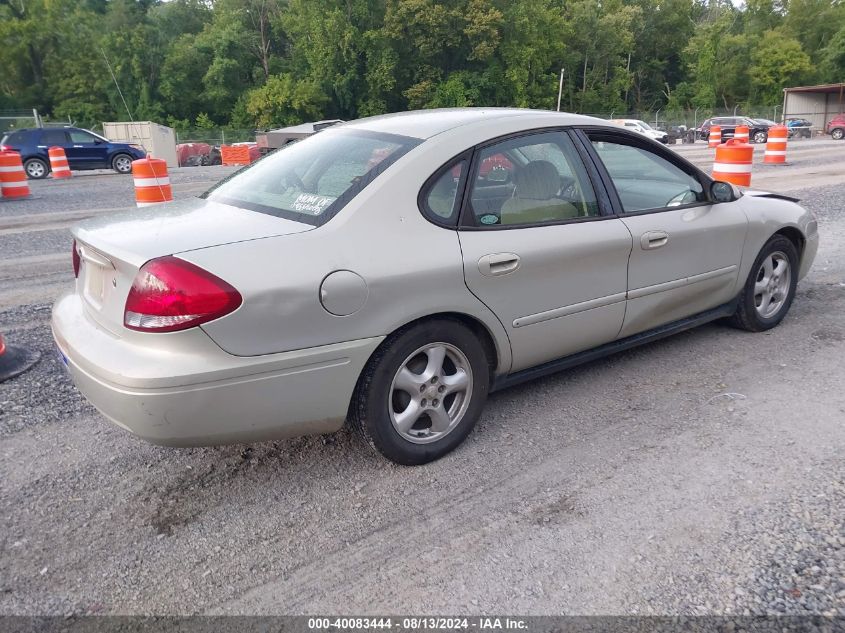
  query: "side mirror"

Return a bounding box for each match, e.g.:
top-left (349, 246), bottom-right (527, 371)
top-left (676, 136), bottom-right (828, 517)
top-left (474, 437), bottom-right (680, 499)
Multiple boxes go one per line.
top-left (710, 180), bottom-right (739, 203)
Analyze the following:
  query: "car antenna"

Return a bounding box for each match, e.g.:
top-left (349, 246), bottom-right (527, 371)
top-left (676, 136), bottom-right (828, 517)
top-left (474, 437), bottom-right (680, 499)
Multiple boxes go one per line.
top-left (99, 47), bottom-right (168, 202)
top-left (98, 46), bottom-right (146, 153)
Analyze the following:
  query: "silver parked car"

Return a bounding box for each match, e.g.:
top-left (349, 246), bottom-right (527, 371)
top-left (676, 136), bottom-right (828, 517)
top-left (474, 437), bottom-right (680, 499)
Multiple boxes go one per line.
top-left (52, 109), bottom-right (819, 465)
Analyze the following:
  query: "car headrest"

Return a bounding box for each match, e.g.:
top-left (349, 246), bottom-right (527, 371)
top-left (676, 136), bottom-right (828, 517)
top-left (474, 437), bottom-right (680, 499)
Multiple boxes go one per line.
top-left (515, 160), bottom-right (559, 200)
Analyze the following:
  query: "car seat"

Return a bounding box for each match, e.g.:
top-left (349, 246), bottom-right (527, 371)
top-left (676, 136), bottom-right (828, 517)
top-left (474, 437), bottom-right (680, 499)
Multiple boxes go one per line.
top-left (500, 160), bottom-right (579, 225)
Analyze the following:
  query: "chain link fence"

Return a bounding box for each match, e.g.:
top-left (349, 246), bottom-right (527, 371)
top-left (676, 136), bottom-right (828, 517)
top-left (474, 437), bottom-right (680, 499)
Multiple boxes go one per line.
top-left (173, 128), bottom-right (256, 145)
top-left (580, 106), bottom-right (786, 131)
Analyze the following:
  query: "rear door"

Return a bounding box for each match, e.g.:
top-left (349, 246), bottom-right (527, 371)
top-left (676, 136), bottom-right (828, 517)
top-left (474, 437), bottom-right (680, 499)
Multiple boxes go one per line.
top-left (582, 129), bottom-right (747, 338)
top-left (65, 129), bottom-right (108, 169)
top-left (449, 129), bottom-right (633, 373)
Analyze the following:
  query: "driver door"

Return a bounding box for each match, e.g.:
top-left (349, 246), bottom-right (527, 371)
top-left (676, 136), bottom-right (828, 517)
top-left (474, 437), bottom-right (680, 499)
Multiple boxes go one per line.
top-left (65, 129), bottom-right (108, 169)
top-left (585, 131), bottom-right (748, 338)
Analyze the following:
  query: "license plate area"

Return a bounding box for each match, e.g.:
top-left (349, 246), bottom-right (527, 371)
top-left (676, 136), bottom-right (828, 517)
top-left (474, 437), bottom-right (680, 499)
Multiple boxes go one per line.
top-left (78, 245), bottom-right (114, 311)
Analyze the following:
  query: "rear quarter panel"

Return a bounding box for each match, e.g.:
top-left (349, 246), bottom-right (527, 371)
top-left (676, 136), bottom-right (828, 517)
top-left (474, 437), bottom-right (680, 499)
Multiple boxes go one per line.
top-left (183, 126), bottom-right (541, 374)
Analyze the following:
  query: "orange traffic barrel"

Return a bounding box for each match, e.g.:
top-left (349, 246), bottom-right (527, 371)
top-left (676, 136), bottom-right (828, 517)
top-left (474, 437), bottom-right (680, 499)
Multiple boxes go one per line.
top-left (764, 125), bottom-right (788, 164)
top-left (0, 332), bottom-right (41, 382)
top-left (132, 157), bottom-right (173, 207)
top-left (708, 125), bottom-right (722, 148)
top-left (734, 125), bottom-right (749, 143)
top-left (48, 146), bottom-right (72, 179)
top-left (0, 151), bottom-right (31, 199)
top-left (712, 139), bottom-right (753, 187)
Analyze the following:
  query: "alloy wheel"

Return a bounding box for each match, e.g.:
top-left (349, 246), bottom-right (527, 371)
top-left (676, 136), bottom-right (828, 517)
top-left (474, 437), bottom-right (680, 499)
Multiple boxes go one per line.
top-left (754, 251), bottom-right (791, 319)
top-left (389, 342), bottom-right (473, 444)
top-left (26, 161), bottom-right (46, 179)
top-left (114, 155), bottom-right (132, 173)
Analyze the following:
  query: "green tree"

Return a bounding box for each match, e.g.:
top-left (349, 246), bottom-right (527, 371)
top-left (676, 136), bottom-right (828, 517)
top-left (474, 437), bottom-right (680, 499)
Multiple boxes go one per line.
top-left (749, 30), bottom-right (813, 104)
top-left (245, 73), bottom-right (328, 126)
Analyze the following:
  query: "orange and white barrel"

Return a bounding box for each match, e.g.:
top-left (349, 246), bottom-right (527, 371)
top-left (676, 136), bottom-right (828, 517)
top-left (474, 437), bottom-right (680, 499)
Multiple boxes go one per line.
top-left (733, 125), bottom-right (749, 143)
top-left (764, 125), bottom-right (788, 164)
top-left (708, 125), bottom-right (722, 148)
top-left (712, 139), bottom-right (753, 187)
top-left (0, 151), bottom-right (31, 199)
top-left (132, 157), bottom-right (173, 207)
top-left (48, 146), bottom-right (72, 179)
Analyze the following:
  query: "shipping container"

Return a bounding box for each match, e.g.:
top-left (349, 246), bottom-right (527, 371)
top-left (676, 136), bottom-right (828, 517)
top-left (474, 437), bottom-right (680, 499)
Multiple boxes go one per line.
top-left (102, 121), bottom-right (178, 168)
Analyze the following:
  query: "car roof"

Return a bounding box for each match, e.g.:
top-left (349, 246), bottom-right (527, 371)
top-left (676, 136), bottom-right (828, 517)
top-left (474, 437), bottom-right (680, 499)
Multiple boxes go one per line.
top-left (338, 108), bottom-right (605, 140)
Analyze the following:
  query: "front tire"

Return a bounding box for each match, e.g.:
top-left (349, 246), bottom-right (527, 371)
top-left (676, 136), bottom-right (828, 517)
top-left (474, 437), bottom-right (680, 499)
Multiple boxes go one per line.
top-left (728, 235), bottom-right (798, 332)
top-left (350, 319), bottom-right (490, 465)
top-left (112, 154), bottom-right (133, 174)
top-left (24, 158), bottom-right (48, 179)
top-left (832, 128), bottom-right (845, 141)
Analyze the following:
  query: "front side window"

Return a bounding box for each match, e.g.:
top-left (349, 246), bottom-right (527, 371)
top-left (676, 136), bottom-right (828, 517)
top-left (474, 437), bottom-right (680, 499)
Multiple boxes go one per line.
top-left (206, 129), bottom-right (419, 225)
top-left (467, 131), bottom-right (599, 227)
top-left (68, 130), bottom-right (101, 144)
top-left (590, 136), bottom-right (705, 213)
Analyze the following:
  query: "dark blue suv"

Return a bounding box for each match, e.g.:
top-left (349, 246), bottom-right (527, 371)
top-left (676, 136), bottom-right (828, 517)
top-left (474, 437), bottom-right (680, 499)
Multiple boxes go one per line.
top-left (0, 127), bottom-right (146, 179)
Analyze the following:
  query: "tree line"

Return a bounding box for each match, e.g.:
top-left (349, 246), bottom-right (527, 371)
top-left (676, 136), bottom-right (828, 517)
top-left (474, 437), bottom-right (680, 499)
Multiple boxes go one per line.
top-left (1, 0), bottom-right (843, 132)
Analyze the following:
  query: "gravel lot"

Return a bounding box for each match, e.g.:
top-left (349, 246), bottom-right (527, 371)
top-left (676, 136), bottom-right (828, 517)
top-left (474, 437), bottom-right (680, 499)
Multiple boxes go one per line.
top-left (0, 143), bottom-right (843, 616)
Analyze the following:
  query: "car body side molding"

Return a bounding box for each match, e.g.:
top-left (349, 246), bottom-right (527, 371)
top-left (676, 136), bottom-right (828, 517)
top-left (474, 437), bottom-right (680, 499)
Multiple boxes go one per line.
top-left (491, 298), bottom-right (738, 392)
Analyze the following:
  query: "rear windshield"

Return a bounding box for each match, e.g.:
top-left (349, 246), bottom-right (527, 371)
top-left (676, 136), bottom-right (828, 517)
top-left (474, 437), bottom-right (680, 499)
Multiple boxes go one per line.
top-left (205, 128), bottom-right (421, 226)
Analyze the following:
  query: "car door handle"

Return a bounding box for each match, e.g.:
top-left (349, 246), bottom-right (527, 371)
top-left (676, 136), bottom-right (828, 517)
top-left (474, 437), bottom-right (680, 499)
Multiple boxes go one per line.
top-left (478, 253), bottom-right (520, 277)
top-left (641, 231), bottom-right (669, 250)
top-left (73, 145), bottom-right (83, 148)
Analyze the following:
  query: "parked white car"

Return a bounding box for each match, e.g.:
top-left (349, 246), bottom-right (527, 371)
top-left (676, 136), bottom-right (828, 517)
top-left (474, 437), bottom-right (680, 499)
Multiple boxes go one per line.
top-left (610, 119), bottom-right (669, 143)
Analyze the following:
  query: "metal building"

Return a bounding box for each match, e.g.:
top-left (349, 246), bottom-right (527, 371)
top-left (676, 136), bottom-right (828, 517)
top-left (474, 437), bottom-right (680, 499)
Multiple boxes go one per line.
top-left (782, 83), bottom-right (845, 130)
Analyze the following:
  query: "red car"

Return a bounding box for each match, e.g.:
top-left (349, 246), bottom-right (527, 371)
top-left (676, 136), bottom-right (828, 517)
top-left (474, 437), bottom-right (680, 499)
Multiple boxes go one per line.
top-left (827, 114), bottom-right (845, 140)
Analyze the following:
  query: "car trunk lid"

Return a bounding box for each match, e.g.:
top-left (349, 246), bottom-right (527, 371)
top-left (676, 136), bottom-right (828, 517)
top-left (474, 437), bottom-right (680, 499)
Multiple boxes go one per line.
top-left (72, 197), bottom-right (314, 335)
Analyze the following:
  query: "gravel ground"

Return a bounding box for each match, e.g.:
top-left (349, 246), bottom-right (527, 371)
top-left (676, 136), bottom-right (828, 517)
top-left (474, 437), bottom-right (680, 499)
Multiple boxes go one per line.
top-left (0, 153), bottom-right (843, 616)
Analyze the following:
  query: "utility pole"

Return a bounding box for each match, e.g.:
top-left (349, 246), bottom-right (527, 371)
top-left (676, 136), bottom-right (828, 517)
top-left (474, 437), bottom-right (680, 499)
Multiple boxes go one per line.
top-left (556, 68), bottom-right (565, 112)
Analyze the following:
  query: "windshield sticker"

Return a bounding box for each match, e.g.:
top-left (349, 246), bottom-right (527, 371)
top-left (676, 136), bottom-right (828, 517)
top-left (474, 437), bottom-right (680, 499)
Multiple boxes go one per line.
top-left (292, 193), bottom-right (335, 215)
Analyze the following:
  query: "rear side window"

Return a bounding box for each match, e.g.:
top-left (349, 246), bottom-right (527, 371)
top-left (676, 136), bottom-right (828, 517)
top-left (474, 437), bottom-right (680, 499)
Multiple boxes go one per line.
top-left (206, 129), bottom-right (420, 226)
top-left (1, 131), bottom-right (27, 145)
top-left (467, 131), bottom-right (599, 227)
top-left (41, 129), bottom-right (68, 145)
top-left (422, 160), bottom-right (467, 223)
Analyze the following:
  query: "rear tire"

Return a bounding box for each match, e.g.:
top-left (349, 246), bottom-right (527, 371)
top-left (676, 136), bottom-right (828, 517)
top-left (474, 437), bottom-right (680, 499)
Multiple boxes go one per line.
top-left (753, 131), bottom-right (768, 144)
top-left (112, 154), bottom-right (133, 174)
top-left (349, 319), bottom-right (490, 465)
top-left (728, 235), bottom-right (798, 332)
top-left (24, 158), bottom-right (48, 179)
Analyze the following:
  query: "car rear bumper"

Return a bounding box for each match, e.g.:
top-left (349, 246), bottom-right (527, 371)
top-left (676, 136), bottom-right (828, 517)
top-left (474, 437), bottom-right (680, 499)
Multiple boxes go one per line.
top-left (51, 292), bottom-right (383, 446)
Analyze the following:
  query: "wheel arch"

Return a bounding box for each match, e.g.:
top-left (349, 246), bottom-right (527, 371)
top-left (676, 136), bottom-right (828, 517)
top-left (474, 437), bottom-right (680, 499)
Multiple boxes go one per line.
top-left (360, 311), bottom-right (505, 387)
top-left (773, 226), bottom-right (805, 260)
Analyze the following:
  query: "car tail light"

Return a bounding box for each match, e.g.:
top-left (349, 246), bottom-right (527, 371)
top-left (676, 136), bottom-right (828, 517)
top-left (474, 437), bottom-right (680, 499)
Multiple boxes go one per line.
top-left (72, 240), bottom-right (80, 278)
top-left (0, 145), bottom-right (8, 152)
top-left (124, 256), bottom-right (242, 333)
